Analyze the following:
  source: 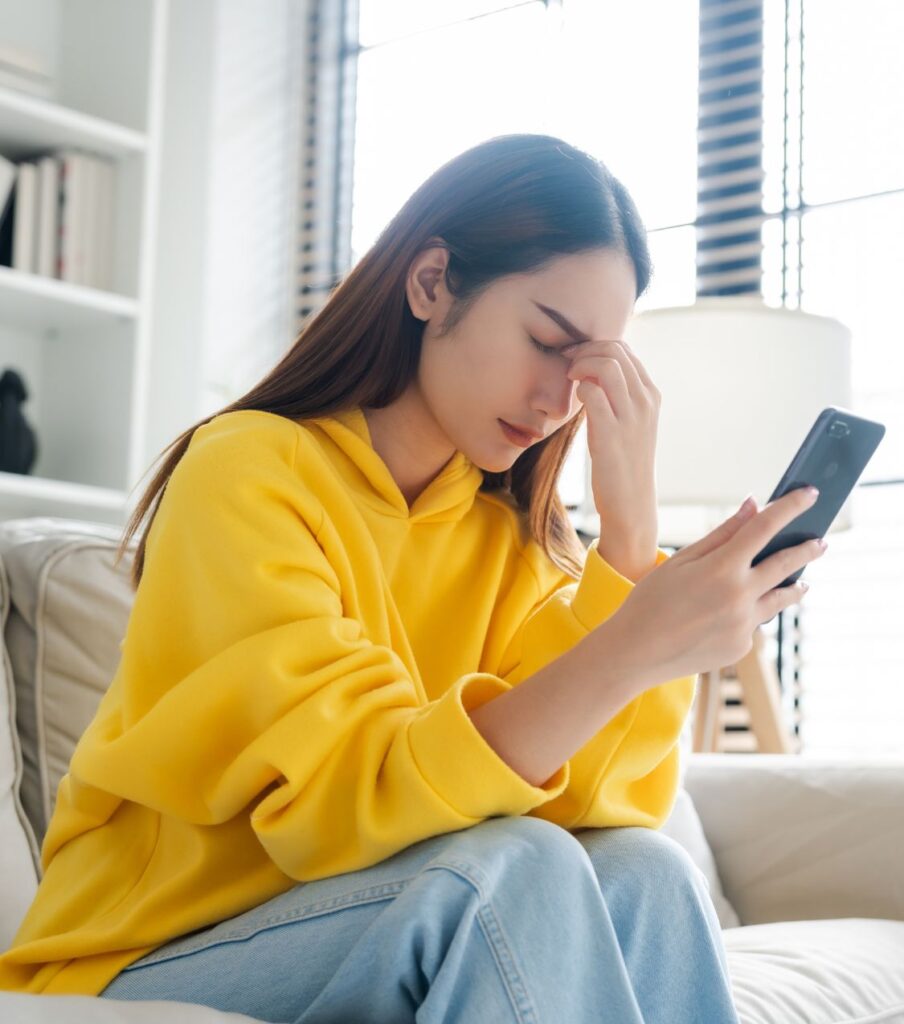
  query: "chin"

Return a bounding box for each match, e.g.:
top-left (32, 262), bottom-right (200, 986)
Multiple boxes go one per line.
top-left (476, 459), bottom-right (512, 474)
top-left (454, 422), bottom-right (521, 473)
top-left (470, 448), bottom-right (521, 474)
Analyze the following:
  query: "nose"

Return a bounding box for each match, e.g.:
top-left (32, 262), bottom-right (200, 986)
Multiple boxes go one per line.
top-left (535, 371), bottom-right (578, 422)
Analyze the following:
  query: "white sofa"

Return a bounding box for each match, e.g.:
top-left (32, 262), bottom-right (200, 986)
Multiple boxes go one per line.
top-left (0, 516), bottom-right (902, 1024)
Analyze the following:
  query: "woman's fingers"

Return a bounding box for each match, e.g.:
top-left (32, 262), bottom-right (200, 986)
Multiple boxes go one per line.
top-left (569, 359), bottom-right (629, 415)
top-left (564, 340), bottom-right (648, 417)
top-left (614, 338), bottom-right (658, 391)
top-left (751, 535), bottom-right (827, 596)
top-left (563, 339), bottom-right (649, 383)
top-left (755, 578), bottom-right (811, 625)
top-left (731, 487), bottom-right (821, 581)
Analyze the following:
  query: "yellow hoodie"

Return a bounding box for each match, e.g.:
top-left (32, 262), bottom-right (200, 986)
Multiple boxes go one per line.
top-left (0, 407), bottom-right (693, 996)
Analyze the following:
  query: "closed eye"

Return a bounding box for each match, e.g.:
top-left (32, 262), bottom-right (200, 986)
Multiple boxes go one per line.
top-left (529, 335), bottom-right (564, 357)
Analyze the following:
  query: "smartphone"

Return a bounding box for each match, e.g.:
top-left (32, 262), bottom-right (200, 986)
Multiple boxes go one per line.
top-left (751, 406), bottom-right (886, 588)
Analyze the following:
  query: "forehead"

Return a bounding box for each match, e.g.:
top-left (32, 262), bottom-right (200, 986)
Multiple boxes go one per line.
top-left (530, 248), bottom-right (636, 295)
top-left (516, 249), bottom-right (637, 337)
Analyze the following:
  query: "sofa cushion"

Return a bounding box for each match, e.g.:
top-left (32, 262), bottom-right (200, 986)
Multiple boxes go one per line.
top-left (660, 785), bottom-right (741, 930)
top-left (0, 518), bottom-right (137, 856)
top-left (0, 993), bottom-right (265, 1023)
top-left (684, 753), bottom-right (904, 926)
top-left (655, 706), bottom-right (741, 930)
top-left (0, 542), bottom-right (41, 951)
top-left (724, 917), bottom-right (904, 1023)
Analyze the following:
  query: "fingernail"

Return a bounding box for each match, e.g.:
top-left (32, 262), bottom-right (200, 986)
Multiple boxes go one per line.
top-left (806, 486), bottom-right (820, 499)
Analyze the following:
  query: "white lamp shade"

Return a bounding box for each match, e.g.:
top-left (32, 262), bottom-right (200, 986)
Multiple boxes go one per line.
top-left (611, 296), bottom-right (853, 546)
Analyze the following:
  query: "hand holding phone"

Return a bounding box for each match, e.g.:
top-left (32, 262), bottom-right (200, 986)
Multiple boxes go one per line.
top-left (599, 407), bottom-right (885, 688)
top-left (750, 406), bottom-right (885, 587)
top-left (601, 487), bottom-right (827, 687)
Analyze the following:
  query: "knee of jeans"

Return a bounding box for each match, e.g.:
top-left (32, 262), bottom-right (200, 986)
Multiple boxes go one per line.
top-left (503, 814), bottom-right (592, 864)
top-left (434, 815), bottom-right (593, 891)
top-left (585, 826), bottom-right (709, 893)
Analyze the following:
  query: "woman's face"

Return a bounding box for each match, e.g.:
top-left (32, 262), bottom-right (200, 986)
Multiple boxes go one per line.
top-left (410, 246), bottom-right (638, 473)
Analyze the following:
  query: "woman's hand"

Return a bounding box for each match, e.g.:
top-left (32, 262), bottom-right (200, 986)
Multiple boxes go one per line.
top-left (562, 337), bottom-right (662, 580)
top-left (599, 488), bottom-right (825, 690)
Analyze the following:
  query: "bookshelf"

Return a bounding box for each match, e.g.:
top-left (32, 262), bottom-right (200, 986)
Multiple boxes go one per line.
top-left (0, 0), bottom-right (168, 526)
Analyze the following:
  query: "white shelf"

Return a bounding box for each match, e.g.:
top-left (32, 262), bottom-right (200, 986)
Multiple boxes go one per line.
top-left (0, 0), bottom-right (166, 526)
top-left (0, 469), bottom-right (127, 513)
top-left (0, 84), bottom-right (147, 161)
top-left (0, 265), bottom-right (139, 332)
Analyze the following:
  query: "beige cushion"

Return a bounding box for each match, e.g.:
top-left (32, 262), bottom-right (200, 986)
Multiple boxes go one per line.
top-left (0, 542), bottom-right (41, 950)
top-left (660, 785), bottom-right (741, 930)
top-left (658, 706), bottom-right (741, 929)
top-left (684, 753), bottom-right (904, 925)
top-left (725, 917), bottom-right (904, 1023)
top-left (0, 518), bottom-right (137, 857)
top-left (0, 993), bottom-right (263, 1022)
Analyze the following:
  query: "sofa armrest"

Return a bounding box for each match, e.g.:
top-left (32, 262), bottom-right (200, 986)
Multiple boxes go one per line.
top-left (683, 752), bottom-right (904, 926)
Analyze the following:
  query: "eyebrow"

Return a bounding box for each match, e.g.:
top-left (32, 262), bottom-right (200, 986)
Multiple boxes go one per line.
top-left (532, 301), bottom-right (590, 345)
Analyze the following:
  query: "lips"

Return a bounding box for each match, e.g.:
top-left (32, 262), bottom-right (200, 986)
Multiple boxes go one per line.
top-left (502, 420), bottom-right (542, 440)
top-left (499, 419), bottom-right (540, 447)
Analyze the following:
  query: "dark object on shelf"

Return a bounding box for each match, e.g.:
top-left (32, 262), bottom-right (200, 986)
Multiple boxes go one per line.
top-left (0, 183), bottom-right (14, 267)
top-left (0, 368), bottom-right (37, 474)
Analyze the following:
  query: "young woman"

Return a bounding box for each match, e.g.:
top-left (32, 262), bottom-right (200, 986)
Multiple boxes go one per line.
top-left (0, 134), bottom-right (822, 1022)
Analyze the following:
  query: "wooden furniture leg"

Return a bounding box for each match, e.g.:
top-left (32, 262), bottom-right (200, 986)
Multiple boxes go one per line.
top-left (692, 625), bottom-right (799, 754)
top-left (733, 625), bottom-right (799, 753)
top-left (692, 670), bottom-right (721, 752)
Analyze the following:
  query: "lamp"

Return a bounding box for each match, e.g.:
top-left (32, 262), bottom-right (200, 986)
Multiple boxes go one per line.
top-left (577, 294), bottom-right (853, 753)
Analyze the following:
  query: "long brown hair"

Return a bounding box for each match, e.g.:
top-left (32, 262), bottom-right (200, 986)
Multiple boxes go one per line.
top-left (115, 133), bottom-right (652, 590)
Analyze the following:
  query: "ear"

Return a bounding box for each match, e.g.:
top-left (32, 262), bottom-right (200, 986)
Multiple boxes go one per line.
top-left (406, 243), bottom-right (450, 321)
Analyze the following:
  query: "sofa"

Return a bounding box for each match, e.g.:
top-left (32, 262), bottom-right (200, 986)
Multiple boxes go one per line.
top-left (0, 516), bottom-right (902, 1024)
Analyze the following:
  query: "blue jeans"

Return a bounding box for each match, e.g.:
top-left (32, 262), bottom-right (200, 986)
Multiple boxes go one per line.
top-left (100, 816), bottom-right (739, 1023)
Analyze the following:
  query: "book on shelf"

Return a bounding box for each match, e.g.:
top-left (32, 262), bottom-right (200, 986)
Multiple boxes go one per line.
top-left (37, 156), bottom-right (59, 279)
top-left (0, 149), bottom-right (116, 291)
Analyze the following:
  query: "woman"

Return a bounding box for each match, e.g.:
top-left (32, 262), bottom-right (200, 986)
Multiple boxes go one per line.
top-left (0, 133), bottom-right (821, 1022)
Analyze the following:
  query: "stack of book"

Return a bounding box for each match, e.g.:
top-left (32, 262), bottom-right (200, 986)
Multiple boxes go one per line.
top-left (0, 150), bottom-right (117, 292)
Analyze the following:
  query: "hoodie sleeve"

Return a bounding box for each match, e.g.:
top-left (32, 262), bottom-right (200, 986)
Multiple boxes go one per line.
top-left (63, 416), bottom-right (569, 884)
top-left (498, 539), bottom-right (695, 831)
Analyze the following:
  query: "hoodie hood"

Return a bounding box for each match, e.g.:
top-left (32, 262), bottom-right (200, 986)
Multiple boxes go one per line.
top-left (307, 407), bottom-right (485, 524)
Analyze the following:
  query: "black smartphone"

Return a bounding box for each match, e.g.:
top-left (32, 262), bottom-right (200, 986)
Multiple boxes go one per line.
top-left (751, 406), bottom-right (886, 588)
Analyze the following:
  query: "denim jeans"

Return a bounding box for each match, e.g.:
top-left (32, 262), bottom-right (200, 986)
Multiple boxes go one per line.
top-left (100, 815), bottom-right (740, 1024)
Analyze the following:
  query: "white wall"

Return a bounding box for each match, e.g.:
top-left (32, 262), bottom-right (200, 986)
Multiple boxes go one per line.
top-left (143, 0), bottom-right (307, 472)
